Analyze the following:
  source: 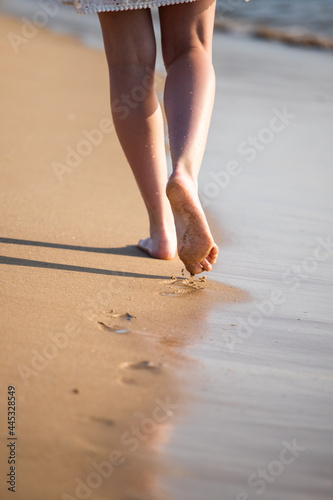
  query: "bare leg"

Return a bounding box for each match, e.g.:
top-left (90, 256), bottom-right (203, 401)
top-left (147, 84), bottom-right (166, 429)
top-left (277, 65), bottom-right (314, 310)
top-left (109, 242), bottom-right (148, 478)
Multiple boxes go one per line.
top-left (159, 0), bottom-right (219, 275)
top-left (98, 10), bottom-right (176, 259)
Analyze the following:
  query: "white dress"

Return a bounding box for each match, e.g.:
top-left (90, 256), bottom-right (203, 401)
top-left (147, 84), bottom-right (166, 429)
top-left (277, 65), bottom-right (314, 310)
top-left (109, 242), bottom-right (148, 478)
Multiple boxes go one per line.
top-left (62, 0), bottom-right (198, 13)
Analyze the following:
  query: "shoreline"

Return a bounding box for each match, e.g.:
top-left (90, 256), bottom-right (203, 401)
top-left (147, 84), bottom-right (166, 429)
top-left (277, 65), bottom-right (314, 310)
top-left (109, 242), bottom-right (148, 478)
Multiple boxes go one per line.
top-left (214, 16), bottom-right (333, 51)
top-left (1, 0), bottom-right (333, 53)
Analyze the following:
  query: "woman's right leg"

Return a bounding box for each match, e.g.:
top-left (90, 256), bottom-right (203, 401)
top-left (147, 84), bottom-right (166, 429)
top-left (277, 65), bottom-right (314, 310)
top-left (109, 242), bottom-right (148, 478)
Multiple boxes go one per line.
top-left (159, 0), bottom-right (219, 275)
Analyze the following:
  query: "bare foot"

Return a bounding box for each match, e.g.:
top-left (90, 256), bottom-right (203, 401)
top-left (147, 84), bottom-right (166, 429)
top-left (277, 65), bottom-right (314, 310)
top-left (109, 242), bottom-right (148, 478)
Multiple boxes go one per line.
top-left (166, 172), bottom-right (219, 275)
top-left (138, 229), bottom-right (177, 260)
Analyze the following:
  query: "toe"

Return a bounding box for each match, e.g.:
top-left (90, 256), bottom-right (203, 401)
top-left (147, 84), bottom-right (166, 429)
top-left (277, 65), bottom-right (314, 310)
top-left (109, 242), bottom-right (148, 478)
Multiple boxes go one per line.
top-left (200, 258), bottom-right (212, 272)
top-left (186, 262), bottom-right (204, 275)
top-left (207, 245), bottom-right (219, 265)
top-left (138, 238), bottom-right (146, 249)
top-left (211, 244), bottom-right (219, 256)
top-left (138, 238), bottom-right (151, 255)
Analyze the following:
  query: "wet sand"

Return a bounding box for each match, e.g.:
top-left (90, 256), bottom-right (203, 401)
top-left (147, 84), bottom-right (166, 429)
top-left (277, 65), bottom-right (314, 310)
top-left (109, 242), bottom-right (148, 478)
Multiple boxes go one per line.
top-left (164, 31), bottom-right (333, 499)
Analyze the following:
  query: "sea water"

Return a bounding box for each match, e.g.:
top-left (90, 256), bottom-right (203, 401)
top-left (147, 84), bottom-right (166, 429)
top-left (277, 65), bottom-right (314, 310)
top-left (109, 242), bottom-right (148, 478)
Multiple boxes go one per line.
top-left (2, 0), bottom-right (333, 47)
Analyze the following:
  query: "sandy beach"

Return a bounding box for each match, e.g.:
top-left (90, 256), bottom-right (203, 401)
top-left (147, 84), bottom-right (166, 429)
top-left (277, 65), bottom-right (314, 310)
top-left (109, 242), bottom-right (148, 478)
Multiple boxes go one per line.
top-left (1, 4), bottom-right (333, 500)
top-left (0, 13), bottom-right (247, 500)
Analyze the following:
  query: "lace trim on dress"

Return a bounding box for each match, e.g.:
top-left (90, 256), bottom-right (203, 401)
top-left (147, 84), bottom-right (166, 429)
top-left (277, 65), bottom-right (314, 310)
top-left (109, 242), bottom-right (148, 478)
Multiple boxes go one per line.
top-left (62, 0), bottom-right (198, 14)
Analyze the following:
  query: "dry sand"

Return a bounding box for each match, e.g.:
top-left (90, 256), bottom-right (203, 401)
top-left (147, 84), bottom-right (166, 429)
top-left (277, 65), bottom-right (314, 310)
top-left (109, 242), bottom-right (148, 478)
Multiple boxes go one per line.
top-left (0, 15), bottom-right (248, 500)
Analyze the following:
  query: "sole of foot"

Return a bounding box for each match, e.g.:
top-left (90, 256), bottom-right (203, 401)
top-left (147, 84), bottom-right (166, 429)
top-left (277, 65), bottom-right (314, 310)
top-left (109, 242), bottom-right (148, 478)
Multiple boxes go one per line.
top-left (166, 173), bottom-right (219, 275)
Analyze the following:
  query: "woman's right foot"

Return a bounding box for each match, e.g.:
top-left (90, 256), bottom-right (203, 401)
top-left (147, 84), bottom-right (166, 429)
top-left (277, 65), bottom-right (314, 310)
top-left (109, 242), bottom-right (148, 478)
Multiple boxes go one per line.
top-left (166, 172), bottom-right (219, 275)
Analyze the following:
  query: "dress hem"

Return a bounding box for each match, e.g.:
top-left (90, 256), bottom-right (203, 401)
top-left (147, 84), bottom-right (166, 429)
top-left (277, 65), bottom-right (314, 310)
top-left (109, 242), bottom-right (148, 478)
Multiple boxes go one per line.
top-left (62, 0), bottom-right (198, 14)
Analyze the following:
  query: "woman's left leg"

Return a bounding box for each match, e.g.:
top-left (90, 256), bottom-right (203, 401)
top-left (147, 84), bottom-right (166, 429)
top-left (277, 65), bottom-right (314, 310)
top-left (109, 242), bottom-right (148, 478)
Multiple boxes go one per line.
top-left (98, 10), bottom-right (176, 259)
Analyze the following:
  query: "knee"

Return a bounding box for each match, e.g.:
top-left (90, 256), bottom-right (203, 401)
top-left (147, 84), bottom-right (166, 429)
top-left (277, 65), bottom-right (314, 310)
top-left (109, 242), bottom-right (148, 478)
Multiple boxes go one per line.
top-left (102, 27), bottom-right (156, 73)
top-left (162, 40), bottom-right (212, 73)
top-left (106, 44), bottom-right (156, 73)
top-left (163, 44), bottom-right (212, 72)
top-left (106, 43), bottom-right (157, 101)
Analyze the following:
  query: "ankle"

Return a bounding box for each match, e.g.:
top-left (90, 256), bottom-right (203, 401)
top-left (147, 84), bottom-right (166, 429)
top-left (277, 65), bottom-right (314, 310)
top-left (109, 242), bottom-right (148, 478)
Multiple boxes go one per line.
top-left (150, 224), bottom-right (175, 241)
top-left (147, 212), bottom-right (174, 236)
top-left (168, 168), bottom-right (198, 190)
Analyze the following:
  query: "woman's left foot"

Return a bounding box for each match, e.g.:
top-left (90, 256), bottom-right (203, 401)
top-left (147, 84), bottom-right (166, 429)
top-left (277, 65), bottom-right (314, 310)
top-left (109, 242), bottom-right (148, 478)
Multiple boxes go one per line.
top-left (138, 230), bottom-right (177, 260)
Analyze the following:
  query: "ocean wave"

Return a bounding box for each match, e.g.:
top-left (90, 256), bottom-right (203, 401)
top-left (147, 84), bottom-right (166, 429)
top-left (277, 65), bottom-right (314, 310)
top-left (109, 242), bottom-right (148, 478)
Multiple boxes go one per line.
top-left (214, 16), bottom-right (333, 50)
top-left (215, 0), bottom-right (333, 50)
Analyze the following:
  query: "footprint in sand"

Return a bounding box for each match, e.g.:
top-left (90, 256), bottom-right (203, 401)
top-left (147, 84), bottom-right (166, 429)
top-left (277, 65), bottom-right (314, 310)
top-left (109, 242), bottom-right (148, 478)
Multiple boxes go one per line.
top-left (98, 321), bottom-right (129, 334)
top-left (97, 309), bottom-right (136, 333)
top-left (119, 360), bottom-right (162, 371)
top-left (160, 275), bottom-right (206, 296)
top-left (116, 375), bottom-right (137, 385)
top-left (106, 310), bottom-right (136, 321)
top-left (89, 416), bottom-right (115, 427)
